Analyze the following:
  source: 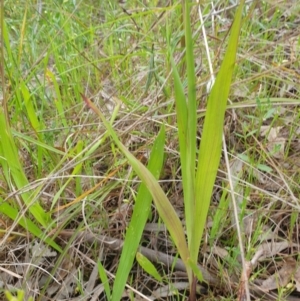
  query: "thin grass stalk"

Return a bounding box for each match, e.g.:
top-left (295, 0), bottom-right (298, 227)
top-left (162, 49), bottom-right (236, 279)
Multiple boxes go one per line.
top-left (170, 63), bottom-right (193, 283)
top-left (0, 4), bottom-right (58, 250)
top-left (184, 0), bottom-right (197, 251)
top-left (170, 0), bottom-right (198, 285)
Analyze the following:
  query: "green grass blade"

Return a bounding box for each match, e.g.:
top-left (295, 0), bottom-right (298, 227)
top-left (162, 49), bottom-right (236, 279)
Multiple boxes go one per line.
top-left (0, 202), bottom-right (61, 252)
top-left (183, 0), bottom-right (197, 249)
top-left (187, 258), bottom-right (203, 282)
top-left (82, 94), bottom-right (192, 283)
top-left (97, 260), bottom-right (111, 300)
top-left (111, 126), bottom-right (165, 301)
top-left (192, 1), bottom-right (245, 261)
top-left (209, 187), bottom-right (229, 244)
top-left (46, 69), bottom-right (68, 128)
top-left (184, 0), bottom-right (196, 187)
top-left (171, 56), bottom-right (195, 247)
top-left (170, 0), bottom-right (198, 252)
top-left (12, 130), bottom-right (66, 156)
top-left (136, 252), bottom-right (163, 282)
top-left (20, 80), bottom-right (43, 132)
top-left (0, 110), bottom-right (50, 227)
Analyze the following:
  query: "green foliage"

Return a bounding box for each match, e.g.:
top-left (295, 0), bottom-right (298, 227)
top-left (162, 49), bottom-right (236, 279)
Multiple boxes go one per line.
top-left (97, 260), bottom-right (111, 301)
top-left (193, 0), bottom-right (245, 266)
top-left (5, 290), bottom-right (33, 301)
top-left (4, 0), bottom-right (297, 299)
top-left (111, 125), bottom-right (165, 300)
top-left (171, 0), bottom-right (245, 289)
top-left (82, 1), bottom-right (245, 297)
top-left (136, 252), bottom-right (163, 282)
top-left (0, 109), bottom-right (61, 252)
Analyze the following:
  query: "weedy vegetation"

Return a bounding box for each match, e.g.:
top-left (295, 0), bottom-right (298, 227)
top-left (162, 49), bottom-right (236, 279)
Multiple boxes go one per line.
top-left (0, 1), bottom-right (300, 301)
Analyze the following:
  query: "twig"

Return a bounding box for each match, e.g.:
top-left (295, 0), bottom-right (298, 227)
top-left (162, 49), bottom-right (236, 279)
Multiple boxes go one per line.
top-left (58, 229), bottom-right (220, 286)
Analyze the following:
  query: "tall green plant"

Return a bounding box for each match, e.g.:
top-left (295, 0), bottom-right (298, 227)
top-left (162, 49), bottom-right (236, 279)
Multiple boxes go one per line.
top-left (173, 0), bottom-right (245, 291)
top-left (111, 125), bottom-right (165, 301)
top-left (0, 8), bottom-right (60, 251)
top-left (82, 0), bottom-right (245, 298)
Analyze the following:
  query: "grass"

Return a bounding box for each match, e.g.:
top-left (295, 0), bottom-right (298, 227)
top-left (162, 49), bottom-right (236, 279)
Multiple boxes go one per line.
top-left (1, 0), bottom-right (300, 300)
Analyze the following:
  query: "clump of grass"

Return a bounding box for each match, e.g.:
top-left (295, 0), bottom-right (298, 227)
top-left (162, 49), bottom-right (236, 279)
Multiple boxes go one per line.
top-left (81, 0), bottom-right (244, 299)
top-left (1, 1), bottom-right (300, 300)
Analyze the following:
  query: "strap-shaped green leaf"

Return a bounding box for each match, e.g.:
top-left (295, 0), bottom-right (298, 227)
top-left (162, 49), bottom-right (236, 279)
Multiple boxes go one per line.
top-left (82, 94), bottom-right (191, 285)
top-left (192, 0), bottom-right (245, 261)
top-left (111, 126), bottom-right (165, 301)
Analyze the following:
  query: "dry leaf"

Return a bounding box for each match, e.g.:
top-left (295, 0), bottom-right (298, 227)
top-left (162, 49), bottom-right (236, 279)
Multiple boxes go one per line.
top-left (260, 259), bottom-right (296, 292)
top-left (211, 245), bottom-right (229, 259)
top-left (151, 282), bottom-right (189, 300)
top-left (294, 266), bottom-right (300, 292)
top-left (260, 126), bottom-right (285, 159)
top-left (251, 241), bottom-right (291, 266)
